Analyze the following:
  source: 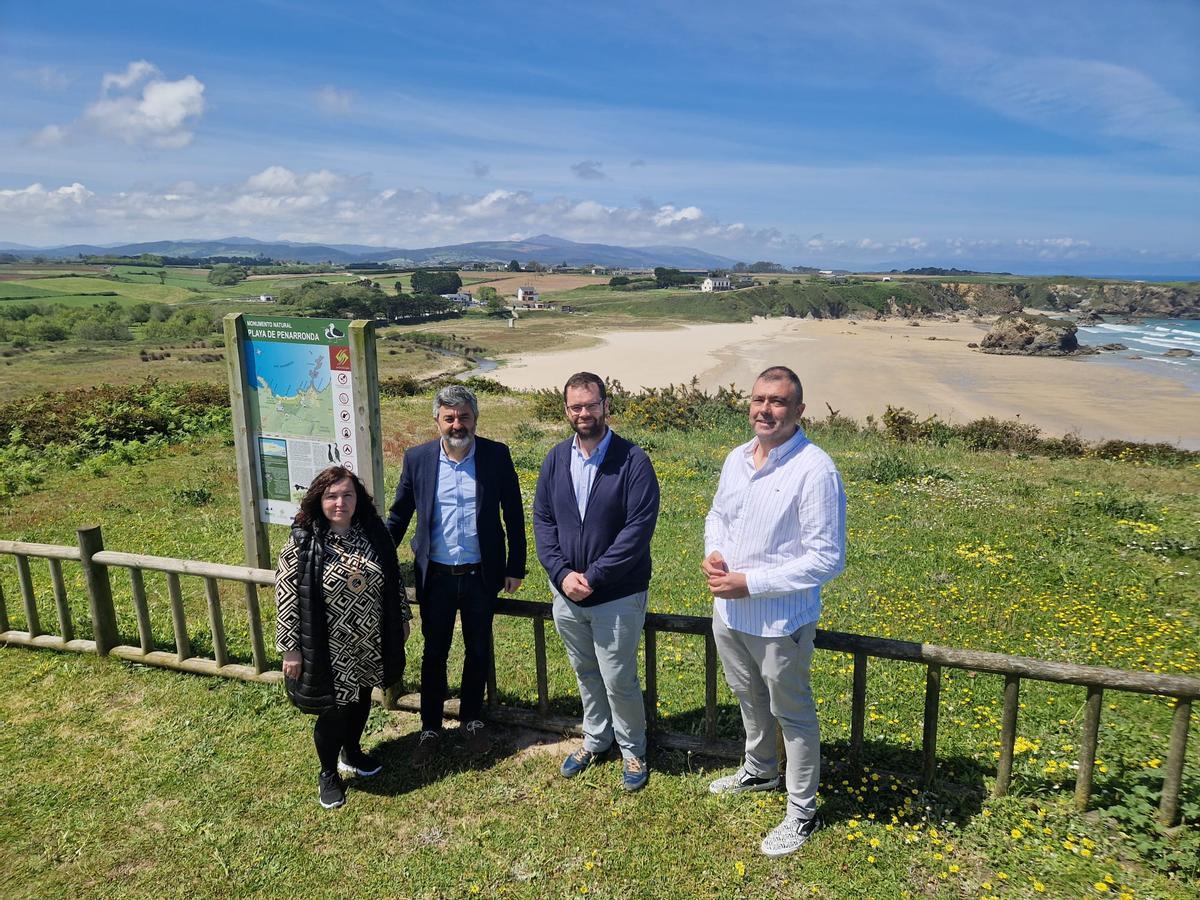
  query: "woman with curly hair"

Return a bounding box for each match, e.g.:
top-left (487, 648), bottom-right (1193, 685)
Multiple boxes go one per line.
top-left (276, 465), bottom-right (411, 808)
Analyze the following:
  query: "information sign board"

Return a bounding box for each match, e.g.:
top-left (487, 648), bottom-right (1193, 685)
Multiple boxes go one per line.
top-left (225, 313), bottom-right (383, 566)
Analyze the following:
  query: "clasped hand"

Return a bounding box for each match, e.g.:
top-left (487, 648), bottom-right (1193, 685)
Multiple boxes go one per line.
top-left (702, 551), bottom-right (750, 599)
top-left (561, 571), bottom-right (593, 602)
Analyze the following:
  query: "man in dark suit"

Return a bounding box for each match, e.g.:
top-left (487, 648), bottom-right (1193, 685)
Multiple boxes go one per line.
top-left (387, 384), bottom-right (526, 762)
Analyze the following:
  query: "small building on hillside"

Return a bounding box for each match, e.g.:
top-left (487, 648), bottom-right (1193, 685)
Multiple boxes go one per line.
top-left (440, 291), bottom-right (475, 305)
top-left (516, 286), bottom-right (540, 304)
top-left (701, 276), bottom-right (732, 293)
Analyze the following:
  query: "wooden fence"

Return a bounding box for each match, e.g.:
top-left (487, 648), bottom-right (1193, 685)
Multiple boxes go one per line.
top-left (0, 526), bottom-right (1195, 827)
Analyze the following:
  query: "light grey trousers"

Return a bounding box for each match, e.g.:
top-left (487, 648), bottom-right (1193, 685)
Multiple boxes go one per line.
top-left (552, 589), bottom-right (648, 759)
top-left (712, 612), bottom-right (820, 821)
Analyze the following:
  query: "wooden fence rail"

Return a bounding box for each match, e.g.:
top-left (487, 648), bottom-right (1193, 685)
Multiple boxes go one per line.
top-left (0, 527), bottom-right (1195, 827)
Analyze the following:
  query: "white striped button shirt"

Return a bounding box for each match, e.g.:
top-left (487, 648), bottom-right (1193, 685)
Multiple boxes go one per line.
top-left (704, 427), bottom-right (846, 637)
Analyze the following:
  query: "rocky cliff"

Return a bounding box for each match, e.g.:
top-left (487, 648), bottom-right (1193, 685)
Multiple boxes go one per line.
top-left (1020, 281), bottom-right (1200, 318)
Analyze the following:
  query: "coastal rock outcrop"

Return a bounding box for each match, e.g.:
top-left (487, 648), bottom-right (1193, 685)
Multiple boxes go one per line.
top-left (980, 313), bottom-right (1090, 356)
top-left (1164, 348), bottom-right (1195, 358)
top-left (934, 282), bottom-right (1024, 315)
top-left (1038, 282), bottom-right (1200, 319)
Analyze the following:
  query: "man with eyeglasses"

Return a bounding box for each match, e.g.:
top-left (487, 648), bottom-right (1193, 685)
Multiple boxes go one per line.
top-left (703, 366), bottom-right (846, 858)
top-left (387, 384), bottom-right (526, 764)
top-left (533, 371), bottom-right (660, 791)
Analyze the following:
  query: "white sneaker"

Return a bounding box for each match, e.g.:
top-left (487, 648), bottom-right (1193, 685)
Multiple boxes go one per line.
top-left (708, 766), bottom-right (781, 794)
top-left (760, 815), bottom-right (822, 858)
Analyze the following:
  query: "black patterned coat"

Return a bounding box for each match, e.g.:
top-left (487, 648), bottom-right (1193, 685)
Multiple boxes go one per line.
top-left (275, 516), bottom-right (409, 714)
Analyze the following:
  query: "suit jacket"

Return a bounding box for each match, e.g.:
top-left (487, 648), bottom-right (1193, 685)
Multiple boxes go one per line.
top-left (386, 434), bottom-right (526, 602)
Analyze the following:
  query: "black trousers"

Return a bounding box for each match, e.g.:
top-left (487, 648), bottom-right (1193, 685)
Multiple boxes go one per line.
top-left (420, 569), bottom-right (495, 731)
top-left (313, 685), bottom-right (372, 774)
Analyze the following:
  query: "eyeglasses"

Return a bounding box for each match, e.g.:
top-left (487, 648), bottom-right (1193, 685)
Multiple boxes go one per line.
top-left (566, 401), bottom-right (605, 416)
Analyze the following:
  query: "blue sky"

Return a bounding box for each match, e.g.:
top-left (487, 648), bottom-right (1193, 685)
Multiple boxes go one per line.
top-left (2, 0), bottom-right (1198, 273)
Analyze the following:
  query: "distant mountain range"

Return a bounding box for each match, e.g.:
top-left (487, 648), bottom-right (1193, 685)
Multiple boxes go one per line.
top-left (1, 233), bottom-right (738, 270)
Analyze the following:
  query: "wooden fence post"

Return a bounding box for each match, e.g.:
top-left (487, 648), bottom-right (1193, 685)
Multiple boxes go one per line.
top-left (644, 627), bottom-right (657, 730)
top-left (1159, 699), bottom-right (1192, 827)
top-left (76, 526), bottom-right (118, 655)
top-left (850, 652), bottom-right (867, 767)
top-left (922, 664), bottom-right (941, 787)
top-left (1074, 686), bottom-right (1103, 811)
top-left (704, 632), bottom-right (718, 741)
top-left (994, 674), bottom-right (1021, 797)
top-left (15, 555), bottom-right (41, 638)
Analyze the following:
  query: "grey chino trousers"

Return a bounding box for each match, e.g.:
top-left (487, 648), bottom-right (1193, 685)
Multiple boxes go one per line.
top-left (552, 589), bottom-right (648, 760)
top-left (712, 612), bottom-right (820, 821)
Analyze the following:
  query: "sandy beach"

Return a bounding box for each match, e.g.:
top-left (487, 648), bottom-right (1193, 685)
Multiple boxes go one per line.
top-left (489, 317), bottom-right (1200, 447)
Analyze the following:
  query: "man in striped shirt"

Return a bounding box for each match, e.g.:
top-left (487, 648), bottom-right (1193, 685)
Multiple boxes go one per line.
top-left (703, 365), bottom-right (847, 858)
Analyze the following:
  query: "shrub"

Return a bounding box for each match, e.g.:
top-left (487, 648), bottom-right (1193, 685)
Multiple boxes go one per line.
top-left (379, 375), bottom-right (421, 398)
top-left (957, 416), bottom-right (1043, 453)
top-left (0, 379), bottom-right (228, 451)
top-left (863, 452), bottom-right (921, 484)
top-left (882, 406), bottom-right (955, 445)
top-left (620, 381), bottom-right (745, 432)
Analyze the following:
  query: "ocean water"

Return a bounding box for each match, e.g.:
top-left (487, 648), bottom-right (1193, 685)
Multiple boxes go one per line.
top-left (1076, 318), bottom-right (1200, 390)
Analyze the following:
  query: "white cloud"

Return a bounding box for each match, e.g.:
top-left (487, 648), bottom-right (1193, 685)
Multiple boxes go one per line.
top-left (0, 182), bottom-right (93, 215)
top-left (102, 60), bottom-right (158, 92)
top-left (314, 85), bottom-right (355, 115)
top-left (564, 200), bottom-right (611, 222)
top-left (245, 166), bottom-right (300, 194)
top-left (653, 204), bottom-right (702, 226)
top-left (16, 66), bottom-right (71, 91)
top-left (32, 60), bottom-right (207, 150)
top-left (953, 55), bottom-right (1200, 152)
top-left (26, 125), bottom-right (67, 148)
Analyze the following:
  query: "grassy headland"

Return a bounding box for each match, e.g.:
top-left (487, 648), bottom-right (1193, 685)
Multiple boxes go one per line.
top-left (1, 380), bottom-right (1197, 898)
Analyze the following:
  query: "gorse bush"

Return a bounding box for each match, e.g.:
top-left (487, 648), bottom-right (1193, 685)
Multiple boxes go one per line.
top-left (883, 406), bottom-right (1199, 466)
top-left (379, 374), bottom-right (515, 399)
top-left (620, 380), bottom-right (746, 432)
top-left (531, 378), bottom-right (746, 432)
top-left (0, 379), bottom-right (230, 503)
top-left (0, 379), bottom-right (227, 451)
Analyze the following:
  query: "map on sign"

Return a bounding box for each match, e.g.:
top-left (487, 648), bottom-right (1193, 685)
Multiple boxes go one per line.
top-left (248, 342), bottom-right (334, 436)
top-left (242, 316), bottom-right (357, 525)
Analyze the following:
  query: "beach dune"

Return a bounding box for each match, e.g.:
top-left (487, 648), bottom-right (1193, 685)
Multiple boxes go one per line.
top-left (489, 317), bottom-right (1200, 448)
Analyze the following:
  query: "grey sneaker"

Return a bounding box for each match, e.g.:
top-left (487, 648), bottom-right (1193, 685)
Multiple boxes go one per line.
top-left (760, 815), bottom-right (822, 858)
top-left (708, 767), bottom-right (781, 795)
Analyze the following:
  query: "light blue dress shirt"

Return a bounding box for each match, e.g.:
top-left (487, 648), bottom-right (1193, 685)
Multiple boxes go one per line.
top-left (569, 427), bottom-right (613, 520)
top-left (429, 440), bottom-right (481, 564)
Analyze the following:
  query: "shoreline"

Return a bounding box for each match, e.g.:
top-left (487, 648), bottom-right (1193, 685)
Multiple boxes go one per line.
top-left (487, 317), bottom-right (1200, 448)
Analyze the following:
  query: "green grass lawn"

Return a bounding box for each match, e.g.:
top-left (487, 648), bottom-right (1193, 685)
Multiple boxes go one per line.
top-left (1, 390), bottom-right (1197, 897)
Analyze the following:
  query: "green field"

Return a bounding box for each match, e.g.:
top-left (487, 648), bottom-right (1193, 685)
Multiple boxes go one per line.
top-left (0, 265), bottom-right (365, 309)
top-left (0, 387), bottom-right (1196, 898)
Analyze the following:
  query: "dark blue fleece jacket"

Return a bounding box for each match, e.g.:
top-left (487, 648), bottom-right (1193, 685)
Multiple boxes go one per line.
top-left (533, 430), bottom-right (660, 606)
